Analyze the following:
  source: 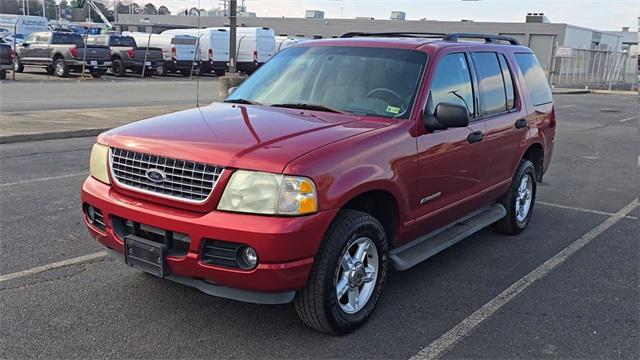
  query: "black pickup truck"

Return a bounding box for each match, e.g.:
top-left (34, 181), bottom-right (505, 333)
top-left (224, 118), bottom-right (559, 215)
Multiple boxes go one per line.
top-left (0, 39), bottom-right (13, 80)
top-left (13, 31), bottom-right (111, 78)
top-left (87, 34), bottom-right (163, 77)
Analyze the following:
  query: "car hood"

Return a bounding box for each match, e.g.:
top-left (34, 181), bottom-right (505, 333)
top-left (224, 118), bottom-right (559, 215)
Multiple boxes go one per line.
top-left (100, 103), bottom-right (391, 173)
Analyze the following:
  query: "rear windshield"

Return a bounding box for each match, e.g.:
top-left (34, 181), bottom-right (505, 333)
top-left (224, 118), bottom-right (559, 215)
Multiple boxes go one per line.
top-left (171, 37), bottom-right (197, 45)
top-left (227, 46), bottom-right (428, 119)
top-left (52, 33), bottom-right (83, 46)
top-left (110, 36), bottom-right (137, 47)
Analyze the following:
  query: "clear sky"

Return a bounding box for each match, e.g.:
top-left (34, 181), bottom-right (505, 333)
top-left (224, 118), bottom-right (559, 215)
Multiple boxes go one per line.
top-left (149, 0), bottom-right (637, 31)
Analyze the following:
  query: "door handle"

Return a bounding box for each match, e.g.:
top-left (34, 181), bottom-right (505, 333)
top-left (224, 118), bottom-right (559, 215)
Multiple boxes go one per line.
top-left (515, 118), bottom-right (528, 129)
top-left (467, 131), bottom-right (484, 144)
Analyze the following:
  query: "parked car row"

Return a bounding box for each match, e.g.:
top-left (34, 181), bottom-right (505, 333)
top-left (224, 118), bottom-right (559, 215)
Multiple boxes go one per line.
top-left (2, 27), bottom-right (279, 79)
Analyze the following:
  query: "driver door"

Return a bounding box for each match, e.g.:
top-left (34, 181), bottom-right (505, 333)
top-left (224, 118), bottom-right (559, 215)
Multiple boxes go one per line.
top-left (19, 33), bottom-right (38, 63)
top-left (414, 51), bottom-right (487, 234)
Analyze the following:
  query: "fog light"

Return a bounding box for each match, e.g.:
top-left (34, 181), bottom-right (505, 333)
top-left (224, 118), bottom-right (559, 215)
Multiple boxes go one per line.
top-left (238, 246), bottom-right (258, 269)
top-left (87, 206), bottom-right (96, 224)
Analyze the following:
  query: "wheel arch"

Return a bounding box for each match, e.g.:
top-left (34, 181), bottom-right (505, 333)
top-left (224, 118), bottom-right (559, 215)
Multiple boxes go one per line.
top-left (521, 142), bottom-right (545, 182)
top-left (336, 186), bottom-right (401, 248)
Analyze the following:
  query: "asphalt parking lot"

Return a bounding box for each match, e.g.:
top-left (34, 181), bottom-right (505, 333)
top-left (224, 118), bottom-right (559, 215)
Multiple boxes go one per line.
top-left (0, 93), bottom-right (637, 359)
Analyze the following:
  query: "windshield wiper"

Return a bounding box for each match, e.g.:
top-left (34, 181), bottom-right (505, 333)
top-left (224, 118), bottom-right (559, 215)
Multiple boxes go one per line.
top-left (224, 98), bottom-right (261, 105)
top-left (269, 102), bottom-right (348, 114)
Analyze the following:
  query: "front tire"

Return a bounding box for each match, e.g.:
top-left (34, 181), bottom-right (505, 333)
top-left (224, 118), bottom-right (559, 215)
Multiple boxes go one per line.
top-left (14, 57), bottom-right (23, 72)
top-left (89, 68), bottom-right (106, 78)
top-left (155, 64), bottom-right (165, 76)
top-left (493, 159), bottom-right (537, 235)
top-left (294, 210), bottom-right (388, 335)
top-left (0, 69), bottom-right (6, 80)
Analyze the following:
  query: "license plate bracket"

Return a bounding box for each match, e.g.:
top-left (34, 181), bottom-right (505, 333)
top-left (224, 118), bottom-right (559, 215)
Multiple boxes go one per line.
top-left (124, 235), bottom-right (168, 277)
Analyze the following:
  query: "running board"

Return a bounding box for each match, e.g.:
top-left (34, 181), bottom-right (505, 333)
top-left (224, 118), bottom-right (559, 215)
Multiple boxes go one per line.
top-left (389, 203), bottom-right (507, 271)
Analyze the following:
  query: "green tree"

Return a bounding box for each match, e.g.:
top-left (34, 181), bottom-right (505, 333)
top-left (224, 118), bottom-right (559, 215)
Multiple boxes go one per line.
top-left (142, 3), bottom-right (157, 15)
top-left (157, 5), bottom-right (170, 15)
top-left (0, 0), bottom-right (22, 14)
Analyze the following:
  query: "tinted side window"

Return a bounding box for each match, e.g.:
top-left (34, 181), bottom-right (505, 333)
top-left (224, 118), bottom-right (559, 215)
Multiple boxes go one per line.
top-left (474, 52), bottom-right (506, 116)
top-left (430, 53), bottom-right (475, 116)
top-left (498, 54), bottom-right (516, 109)
top-left (515, 53), bottom-right (553, 106)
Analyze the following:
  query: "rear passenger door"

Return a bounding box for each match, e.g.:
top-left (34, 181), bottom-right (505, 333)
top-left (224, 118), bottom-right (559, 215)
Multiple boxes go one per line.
top-left (34, 32), bottom-right (51, 62)
top-left (471, 50), bottom-right (527, 187)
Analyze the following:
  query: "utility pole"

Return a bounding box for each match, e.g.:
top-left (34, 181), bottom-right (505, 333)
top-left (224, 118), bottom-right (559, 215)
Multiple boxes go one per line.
top-left (229, 0), bottom-right (237, 74)
top-left (42, 0), bottom-right (46, 18)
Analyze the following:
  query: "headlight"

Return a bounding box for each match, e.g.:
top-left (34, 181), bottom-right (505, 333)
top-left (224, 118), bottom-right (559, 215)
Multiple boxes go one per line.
top-left (89, 143), bottom-right (110, 184)
top-left (218, 170), bottom-right (318, 215)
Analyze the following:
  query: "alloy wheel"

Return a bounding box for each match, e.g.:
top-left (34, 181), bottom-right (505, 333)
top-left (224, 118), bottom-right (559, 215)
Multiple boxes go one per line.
top-left (334, 237), bottom-right (379, 314)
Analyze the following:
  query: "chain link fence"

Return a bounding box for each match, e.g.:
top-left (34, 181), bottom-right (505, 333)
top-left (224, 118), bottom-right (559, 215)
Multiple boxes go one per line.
top-left (551, 46), bottom-right (638, 91)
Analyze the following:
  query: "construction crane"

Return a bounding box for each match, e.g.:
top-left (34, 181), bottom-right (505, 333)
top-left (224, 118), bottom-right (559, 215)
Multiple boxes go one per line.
top-left (75, 0), bottom-right (113, 29)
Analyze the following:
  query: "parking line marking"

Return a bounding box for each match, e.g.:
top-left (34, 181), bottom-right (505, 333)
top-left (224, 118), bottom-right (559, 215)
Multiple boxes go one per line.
top-left (618, 116), bottom-right (638, 123)
top-left (556, 104), bottom-right (576, 109)
top-left (538, 201), bottom-right (638, 220)
top-left (0, 251), bottom-right (107, 284)
top-left (410, 198), bottom-right (637, 360)
top-left (0, 172), bottom-right (87, 188)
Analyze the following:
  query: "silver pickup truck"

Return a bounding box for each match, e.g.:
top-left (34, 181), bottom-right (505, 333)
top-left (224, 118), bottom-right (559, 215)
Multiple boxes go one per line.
top-left (14, 31), bottom-right (111, 78)
top-left (87, 35), bottom-right (163, 77)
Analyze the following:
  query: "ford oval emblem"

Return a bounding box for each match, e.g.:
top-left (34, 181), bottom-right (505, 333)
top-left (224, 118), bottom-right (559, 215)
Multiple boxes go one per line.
top-left (145, 169), bottom-right (166, 183)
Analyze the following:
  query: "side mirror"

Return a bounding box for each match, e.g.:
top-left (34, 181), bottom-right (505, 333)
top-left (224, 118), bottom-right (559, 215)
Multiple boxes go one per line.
top-left (424, 103), bottom-right (470, 132)
top-left (227, 86), bottom-right (238, 97)
top-left (21, 42), bottom-right (29, 47)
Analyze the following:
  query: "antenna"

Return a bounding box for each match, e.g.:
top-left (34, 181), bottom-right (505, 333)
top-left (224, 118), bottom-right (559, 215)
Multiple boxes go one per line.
top-left (196, 0), bottom-right (201, 108)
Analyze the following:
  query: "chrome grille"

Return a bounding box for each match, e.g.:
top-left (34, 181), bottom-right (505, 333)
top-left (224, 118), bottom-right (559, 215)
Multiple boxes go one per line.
top-left (109, 147), bottom-right (223, 203)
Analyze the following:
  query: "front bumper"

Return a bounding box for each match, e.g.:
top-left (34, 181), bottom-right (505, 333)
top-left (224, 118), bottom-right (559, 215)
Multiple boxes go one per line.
top-left (81, 176), bottom-right (337, 302)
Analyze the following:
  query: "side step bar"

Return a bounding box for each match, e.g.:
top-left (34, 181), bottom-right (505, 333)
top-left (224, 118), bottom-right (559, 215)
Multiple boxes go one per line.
top-left (389, 203), bottom-right (507, 271)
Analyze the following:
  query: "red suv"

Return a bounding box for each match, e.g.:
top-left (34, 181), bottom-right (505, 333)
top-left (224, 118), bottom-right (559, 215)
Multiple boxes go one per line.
top-left (82, 32), bottom-right (555, 334)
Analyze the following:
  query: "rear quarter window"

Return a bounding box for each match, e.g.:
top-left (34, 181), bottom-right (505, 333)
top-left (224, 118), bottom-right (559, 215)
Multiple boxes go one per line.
top-left (515, 53), bottom-right (553, 106)
top-left (52, 33), bottom-right (83, 47)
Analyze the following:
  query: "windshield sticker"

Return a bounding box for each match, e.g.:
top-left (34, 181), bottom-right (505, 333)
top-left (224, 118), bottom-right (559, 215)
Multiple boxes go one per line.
top-left (386, 106), bottom-right (401, 114)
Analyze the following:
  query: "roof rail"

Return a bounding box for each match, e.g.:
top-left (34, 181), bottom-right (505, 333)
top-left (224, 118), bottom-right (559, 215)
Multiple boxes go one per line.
top-left (443, 33), bottom-right (521, 45)
top-left (338, 31), bottom-right (521, 45)
top-left (339, 32), bottom-right (446, 39)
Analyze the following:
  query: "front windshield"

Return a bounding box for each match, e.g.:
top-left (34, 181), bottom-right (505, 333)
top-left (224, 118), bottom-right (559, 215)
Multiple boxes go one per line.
top-left (227, 46), bottom-right (428, 119)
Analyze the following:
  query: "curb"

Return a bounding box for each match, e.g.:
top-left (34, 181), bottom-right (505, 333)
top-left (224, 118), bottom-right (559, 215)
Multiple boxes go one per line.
top-left (0, 128), bottom-right (109, 144)
top-left (552, 89), bottom-right (592, 95)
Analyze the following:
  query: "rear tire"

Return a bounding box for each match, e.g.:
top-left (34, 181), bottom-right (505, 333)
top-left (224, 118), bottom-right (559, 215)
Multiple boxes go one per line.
top-left (181, 70), bottom-right (191, 77)
top-left (111, 59), bottom-right (126, 77)
top-left (492, 159), bottom-right (537, 235)
top-left (0, 70), bottom-right (6, 80)
top-left (53, 58), bottom-right (69, 77)
top-left (294, 210), bottom-right (388, 335)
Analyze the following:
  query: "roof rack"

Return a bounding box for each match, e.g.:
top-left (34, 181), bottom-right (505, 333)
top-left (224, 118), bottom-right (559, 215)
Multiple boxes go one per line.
top-left (443, 33), bottom-right (520, 45)
top-left (339, 32), bottom-right (446, 39)
top-left (339, 32), bottom-right (521, 45)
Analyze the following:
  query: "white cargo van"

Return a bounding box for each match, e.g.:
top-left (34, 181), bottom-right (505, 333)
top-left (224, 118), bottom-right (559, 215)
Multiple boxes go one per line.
top-left (234, 27), bottom-right (276, 74)
top-left (123, 32), bottom-right (200, 76)
top-left (162, 28), bottom-right (230, 75)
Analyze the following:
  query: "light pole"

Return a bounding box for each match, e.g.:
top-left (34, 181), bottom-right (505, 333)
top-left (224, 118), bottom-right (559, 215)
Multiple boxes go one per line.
top-left (229, 0), bottom-right (237, 74)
